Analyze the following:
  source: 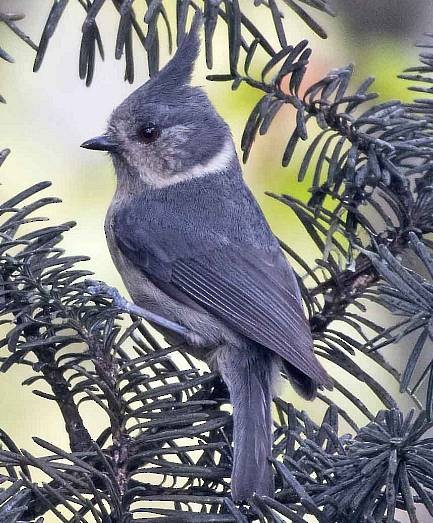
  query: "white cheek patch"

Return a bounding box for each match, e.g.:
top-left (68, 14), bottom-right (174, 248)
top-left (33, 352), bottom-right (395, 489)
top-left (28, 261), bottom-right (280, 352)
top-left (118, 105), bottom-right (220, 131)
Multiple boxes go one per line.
top-left (185, 137), bottom-right (236, 178)
top-left (149, 137), bottom-right (236, 188)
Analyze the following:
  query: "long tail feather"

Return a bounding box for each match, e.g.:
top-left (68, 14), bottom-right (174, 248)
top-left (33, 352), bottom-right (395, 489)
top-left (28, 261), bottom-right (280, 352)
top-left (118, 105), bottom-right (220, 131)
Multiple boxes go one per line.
top-left (217, 343), bottom-right (274, 502)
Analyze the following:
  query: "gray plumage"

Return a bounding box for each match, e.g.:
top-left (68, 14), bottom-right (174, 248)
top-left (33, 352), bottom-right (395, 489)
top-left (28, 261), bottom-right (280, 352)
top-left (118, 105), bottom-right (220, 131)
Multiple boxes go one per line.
top-left (81, 12), bottom-right (332, 502)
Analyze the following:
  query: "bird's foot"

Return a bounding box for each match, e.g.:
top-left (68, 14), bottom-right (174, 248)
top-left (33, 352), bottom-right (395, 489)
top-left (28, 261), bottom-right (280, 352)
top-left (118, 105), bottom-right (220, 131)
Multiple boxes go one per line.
top-left (85, 279), bottom-right (189, 337)
top-left (86, 280), bottom-right (129, 309)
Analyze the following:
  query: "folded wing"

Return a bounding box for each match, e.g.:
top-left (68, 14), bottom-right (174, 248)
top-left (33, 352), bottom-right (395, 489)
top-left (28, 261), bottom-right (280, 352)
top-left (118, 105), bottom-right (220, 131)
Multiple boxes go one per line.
top-left (170, 247), bottom-right (332, 388)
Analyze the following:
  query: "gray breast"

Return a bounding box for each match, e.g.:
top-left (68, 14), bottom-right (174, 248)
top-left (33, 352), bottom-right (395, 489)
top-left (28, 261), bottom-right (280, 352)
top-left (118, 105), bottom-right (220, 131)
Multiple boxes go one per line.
top-left (105, 200), bottom-right (169, 313)
top-left (103, 196), bottom-right (240, 355)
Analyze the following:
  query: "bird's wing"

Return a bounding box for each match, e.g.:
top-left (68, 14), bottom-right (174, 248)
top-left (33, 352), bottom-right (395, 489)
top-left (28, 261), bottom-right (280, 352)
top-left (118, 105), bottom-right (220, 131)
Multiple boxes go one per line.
top-left (173, 248), bottom-right (331, 387)
top-left (113, 210), bottom-right (331, 388)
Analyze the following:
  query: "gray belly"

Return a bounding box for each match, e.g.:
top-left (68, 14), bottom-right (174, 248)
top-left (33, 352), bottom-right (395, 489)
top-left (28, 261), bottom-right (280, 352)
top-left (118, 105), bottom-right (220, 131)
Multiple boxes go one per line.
top-left (105, 216), bottom-right (187, 317)
top-left (104, 213), bottom-right (242, 359)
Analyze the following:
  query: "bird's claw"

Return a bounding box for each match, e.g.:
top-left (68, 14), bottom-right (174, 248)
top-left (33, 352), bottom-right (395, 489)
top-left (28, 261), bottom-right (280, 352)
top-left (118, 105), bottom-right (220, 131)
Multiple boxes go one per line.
top-left (85, 279), bottom-right (127, 308)
top-left (84, 280), bottom-right (189, 337)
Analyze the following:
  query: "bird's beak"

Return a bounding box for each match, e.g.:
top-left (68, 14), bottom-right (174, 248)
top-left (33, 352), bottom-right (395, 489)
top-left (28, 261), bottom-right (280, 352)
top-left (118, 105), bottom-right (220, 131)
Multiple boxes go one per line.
top-left (80, 135), bottom-right (118, 152)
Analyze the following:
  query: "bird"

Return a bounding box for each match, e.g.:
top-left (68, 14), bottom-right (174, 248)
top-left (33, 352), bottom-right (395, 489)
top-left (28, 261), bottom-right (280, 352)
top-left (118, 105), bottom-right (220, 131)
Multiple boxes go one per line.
top-left (81, 12), bottom-right (332, 502)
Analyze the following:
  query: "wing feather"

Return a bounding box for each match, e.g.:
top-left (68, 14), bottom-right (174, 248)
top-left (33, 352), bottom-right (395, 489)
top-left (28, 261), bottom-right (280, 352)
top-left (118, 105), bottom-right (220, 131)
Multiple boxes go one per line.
top-left (171, 250), bottom-right (332, 388)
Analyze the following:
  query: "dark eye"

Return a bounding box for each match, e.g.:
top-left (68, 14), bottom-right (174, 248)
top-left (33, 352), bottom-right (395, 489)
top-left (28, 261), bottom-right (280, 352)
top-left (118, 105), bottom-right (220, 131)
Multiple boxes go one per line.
top-left (138, 124), bottom-right (160, 144)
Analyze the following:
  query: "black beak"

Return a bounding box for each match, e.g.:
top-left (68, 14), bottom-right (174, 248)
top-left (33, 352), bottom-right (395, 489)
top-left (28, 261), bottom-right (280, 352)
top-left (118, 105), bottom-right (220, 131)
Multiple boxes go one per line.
top-left (80, 135), bottom-right (118, 152)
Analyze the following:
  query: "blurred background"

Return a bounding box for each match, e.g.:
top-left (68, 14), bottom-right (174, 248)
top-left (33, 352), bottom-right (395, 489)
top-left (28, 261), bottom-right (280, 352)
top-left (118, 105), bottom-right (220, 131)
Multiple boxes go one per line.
top-left (1, 1), bottom-right (433, 520)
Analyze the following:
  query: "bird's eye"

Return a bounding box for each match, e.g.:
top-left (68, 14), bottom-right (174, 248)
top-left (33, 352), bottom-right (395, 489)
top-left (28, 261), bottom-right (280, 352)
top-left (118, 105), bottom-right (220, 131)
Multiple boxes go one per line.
top-left (138, 124), bottom-right (160, 144)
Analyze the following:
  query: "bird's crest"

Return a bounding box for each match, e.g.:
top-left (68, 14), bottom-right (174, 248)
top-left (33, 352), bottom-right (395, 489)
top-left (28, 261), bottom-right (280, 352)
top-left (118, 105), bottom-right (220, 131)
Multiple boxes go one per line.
top-left (141, 11), bottom-right (202, 98)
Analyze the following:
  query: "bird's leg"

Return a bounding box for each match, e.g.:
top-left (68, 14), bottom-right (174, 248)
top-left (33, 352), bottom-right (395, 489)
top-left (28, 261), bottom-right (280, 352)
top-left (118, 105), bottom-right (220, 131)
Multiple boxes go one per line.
top-left (85, 279), bottom-right (190, 337)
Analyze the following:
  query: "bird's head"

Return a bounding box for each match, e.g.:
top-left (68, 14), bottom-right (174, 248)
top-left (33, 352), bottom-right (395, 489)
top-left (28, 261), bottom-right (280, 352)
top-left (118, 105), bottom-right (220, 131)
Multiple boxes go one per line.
top-left (81, 12), bottom-right (234, 188)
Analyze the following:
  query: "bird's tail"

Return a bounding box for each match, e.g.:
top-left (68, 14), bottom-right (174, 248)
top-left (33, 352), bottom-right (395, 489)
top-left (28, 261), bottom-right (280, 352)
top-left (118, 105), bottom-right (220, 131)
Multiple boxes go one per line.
top-left (216, 344), bottom-right (275, 502)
